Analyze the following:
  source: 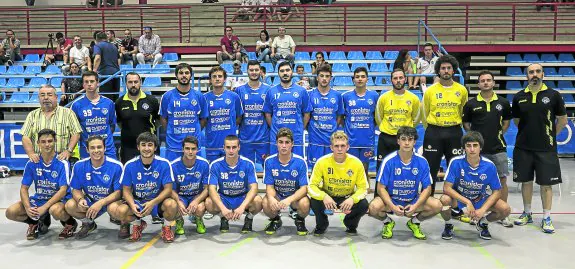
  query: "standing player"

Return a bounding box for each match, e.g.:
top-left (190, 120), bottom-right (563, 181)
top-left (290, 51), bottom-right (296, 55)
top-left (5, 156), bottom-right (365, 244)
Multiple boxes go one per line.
top-left (171, 136), bottom-right (210, 235)
top-left (204, 66), bottom-right (244, 162)
top-left (307, 64), bottom-right (343, 168)
top-left (439, 131), bottom-right (511, 240)
top-left (64, 135), bottom-right (123, 239)
top-left (263, 61), bottom-right (312, 157)
top-left (205, 135), bottom-right (263, 233)
top-left (262, 128), bottom-right (310, 235)
top-left (236, 60), bottom-right (272, 164)
top-left (308, 131), bottom-right (369, 236)
top-left (342, 67), bottom-right (379, 185)
top-left (160, 63), bottom-right (207, 161)
top-left (70, 71), bottom-right (117, 159)
top-left (111, 132), bottom-right (178, 243)
top-left (368, 126), bottom-right (441, 240)
top-left (512, 63), bottom-right (567, 233)
top-left (5, 129), bottom-right (77, 240)
top-left (462, 70), bottom-right (513, 227)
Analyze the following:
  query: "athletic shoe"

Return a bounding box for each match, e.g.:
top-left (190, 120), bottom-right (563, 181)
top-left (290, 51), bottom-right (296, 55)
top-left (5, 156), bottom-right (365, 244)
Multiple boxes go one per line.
top-left (58, 219), bottom-right (78, 240)
top-left (469, 218), bottom-right (477, 226)
top-left (118, 223), bottom-right (131, 239)
top-left (264, 218), bottom-right (283, 235)
top-left (220, 217), bottom-right (229, 233)
top-left (498, 217), bottom-right (514, 228)
top-left (441, 223), bottom-right (454, 240)
top-left (38, 214), bottom-right (50, 235)
top-left (76, 222), bottom-right (97, 239)
top-left (407, 219), bottom-right (426, 240)
top-left (325, 209), bottom-right (334, 215)
top-left (288, 207), bottom-right (297, 220)
top-left (175, 217), bottom-right (185, 235)
top-left (204, 212), bottom-right (214, 220)
top-left (151, 216), bottom-right (163, 224)
top-left (188, 215), bottom-right (196, 223)
top-left (514, 212), bottom-right (533, 226)
top-left (313, 227), bottom-right (326, 236)
top-left (381, 219), bottom-right (395, 239)
top-left (476, 221), bottom-right (491, 240)
top-left (541, 217), bottom-right (555, 234)
top-left (241, 217), bottom-right (253, 234)
top-left (161, 225), bottom-right (174, 243)
top-left (26, 223), bottom-right (39, 240)
top-left (295, 218), bottom-right (308, 236)
top-left (110, 217), bottom-right (121, 225)
top-left (195, 216), bottom-right (206, 234)
top-left (452, 209), bottom-right (471, 223)
top-left (129, 220), bottom-right (147, 242)
top-left (345, 227), bottom-right (358, 235)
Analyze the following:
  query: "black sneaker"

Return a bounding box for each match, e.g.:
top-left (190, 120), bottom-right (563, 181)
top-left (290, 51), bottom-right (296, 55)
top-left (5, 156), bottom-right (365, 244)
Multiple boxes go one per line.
top-left (38, 214), bottom-right (51, 235)
top-left (264, 218), bottom-right (283, 235)
top-left (241, 217), bottom-right (253, 234)
top-left (110, 217), bottom-right (121, 225)
top-left (345, 227), bottom-right (358, 235)
top-left (476, 222), bottom-right (492, 240)
top-left (442, 223), bottom-right (454, 240)
top-left (288, 206), bottom-right (297, 220)
top-left (151, 216), bottom-right (163, 224)
top-left (294, 218), bottom-right (308, 236)
top-left (313, 227), bottom-right (326, 236)
top-left (76, 222), bottom-right (97, 239)
top-left (220, 217), bottom-right (229, 233)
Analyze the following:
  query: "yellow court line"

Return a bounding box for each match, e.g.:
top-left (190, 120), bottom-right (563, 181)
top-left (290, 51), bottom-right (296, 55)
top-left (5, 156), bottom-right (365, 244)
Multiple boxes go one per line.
top-left (452, 227), bottom-right (505, 269)
top-left (340, 214), bottom-right (363, 269)
top-left (219, 234), bottom-right (257, 257)
top-left (120, 221), bottom-right (174, 269)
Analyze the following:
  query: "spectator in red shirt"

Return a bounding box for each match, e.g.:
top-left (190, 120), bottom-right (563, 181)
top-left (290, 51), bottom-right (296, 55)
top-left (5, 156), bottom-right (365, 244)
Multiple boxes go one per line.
top-left (216, 26), bottom-right (241, 64)
top-left (43, 32), bottom-right (73, 67)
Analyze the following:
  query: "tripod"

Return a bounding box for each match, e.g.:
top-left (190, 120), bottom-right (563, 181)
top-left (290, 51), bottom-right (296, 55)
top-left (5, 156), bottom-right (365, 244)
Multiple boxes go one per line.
top-left (42, 35), bottom-right (55, 67)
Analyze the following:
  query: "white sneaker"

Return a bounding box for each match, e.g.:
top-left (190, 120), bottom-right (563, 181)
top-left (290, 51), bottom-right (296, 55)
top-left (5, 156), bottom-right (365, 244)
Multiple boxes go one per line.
top-left (498, 217), bottom-right (514, 228)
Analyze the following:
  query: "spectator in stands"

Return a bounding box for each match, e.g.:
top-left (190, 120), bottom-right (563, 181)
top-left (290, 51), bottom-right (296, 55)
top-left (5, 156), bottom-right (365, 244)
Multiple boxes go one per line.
top-left (64, 35), bottom-right (91, 73)
top-left (21, 85), bottom-right (82, 163)
top-left (137, 26), bottom-right (163, 67)
top-left (232, 39), bottom-right (248, 63)
top-left (256, 30), bottom-right (271, 63)
top-left (2, 30), bottom-right (22, 64)
top-left (414, 43), bottom-right (441, 88)
top-left (217, 26), bottom-right (241, 64)
top-left (44, 32), bottom-right (73, 67)
top-left (260, 65), bottom-right (267, 82)
top-left (106, 30), bottom-right (122, 49)
top-left (231, 0), bottom-right (255, 22)
top-left (226, 60), bottom-right (249, 91)
top-left (294, 65), bottom-right (310, 90)
top-left (93, 31), bottom-right (120, 101)
top-left (0, 47), bottom-right (11, 66)
top-left (60, 62), bottom-right (84, 106)
top-left (276, 0), bottom-right (301, 22)
top-left (311, 51), bottom-right (329, 87)
top-left (89, 31), bottom-right (100, 59)
top-left (253, 0), bottom-right (274, 22)
top-left (393, 49), bottom-right (416, 90)
top-left (120, 29), bottom-right (138, 66)
top-left (271, 27), bottom-right (296, 67)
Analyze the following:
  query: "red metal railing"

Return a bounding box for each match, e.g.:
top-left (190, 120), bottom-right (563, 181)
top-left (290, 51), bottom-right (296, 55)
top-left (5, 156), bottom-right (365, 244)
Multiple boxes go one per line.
top-left (224, 2), bottom-right (575, 44)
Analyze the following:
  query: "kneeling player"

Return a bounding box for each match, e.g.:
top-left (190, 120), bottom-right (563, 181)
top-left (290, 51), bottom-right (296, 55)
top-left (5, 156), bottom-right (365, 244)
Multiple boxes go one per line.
top-left (205, 135), bottom-right (263, 233)
top-left (171, 136), bottom-right (210, 235)
top-left (368, 127), bottom-right (441, 240)
top-left (65, 135), bottom-right (123, 239)
top-left (440, 131), bottom-right (511, 240)
top-left (262, 128), bottom-right (310, 235)
top-left (5, 129), bottom-right (77, 240)
top-left (109, 132), bottom-right (178, 243)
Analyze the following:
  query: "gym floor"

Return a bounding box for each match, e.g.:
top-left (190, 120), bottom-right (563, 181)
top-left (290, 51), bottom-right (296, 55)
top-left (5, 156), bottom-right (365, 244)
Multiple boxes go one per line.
top-left (1, 159), bottom-right (574, 269)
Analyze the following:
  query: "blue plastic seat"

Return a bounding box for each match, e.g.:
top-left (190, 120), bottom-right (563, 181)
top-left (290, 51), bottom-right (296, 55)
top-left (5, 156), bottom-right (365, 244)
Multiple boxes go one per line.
top-left (558, 67), bottom-right (574, 77)
top-left (6, 65), bottom-right (24, 75)
top-left (562, 94), bottom-right (574, 103)
top-left (558, 81), bottom-right (575, 90)
top-left (163, 52), bottom-right (179, 62)
top-left (22, 54), bottom-right (41, 63)
top-left (523, 53), bottom-right (540, 62)
top-left (28, 93), bottom-right (40, 103)
top-left (264, 76), bottom-right (273, 85)
top-left (247, 52), bottom-right (257, 61)
top-left (366, 77), bottom-right (375, 86)
top-left (541, 54), bottom-right (559, 63)
top-left (310, 51), bottom-right (327, 60)
top-left (142, 77), bottom-right (162, 87)
top-left (365, 51), bottom-right (383, 60)
top-left (350, 62), bottom-right (369, 72)
top-left (347, 51), bottom-right (365, 60)
top-left (383, 51), bottom-right (399, 60)
top-left (506, 94), bottom-right (515, 102)
top-left (558, 53), bottom-right (575, 63)
top-left (332, 63), bottom-right (350, 72)
top-left (5, 91), bottom-right (29, 103)
top-left (4, 78), bottom-right (25, 88)
top-left (545, 81), bottom-right (557, 89)
top-left (43, 65), bottom-right (62, 74)
top-left (23, 66), bottom-right (41, 75)
top-left (120, 64), bottom-right (133, 71)
top-left (333, 76), bottom-right (353, 86)
top-left (24, 77), bottom-right (47, 88)
top-left (240, 63), bottom-right (248, 73)
top-left (152, 64), bottom-right (171, 74)
top-left (50, 77), bottom-right (63, 87)
top-left (272, 76), bottom-right (281, 85)
top-left (300, 63), bottom-right (312, 73)
top-left (375, 76), bottom-right (391, 86)
top-left (506, 67), bottom-right (523, 76)
top-left (409, 51), bottom-right (419, 59)
top-left (221, 63), bottom-right (233, 74)
top-left (0, 78), bottom-right (5, 87)
top-left (544, 67), bottom-right (560, 77)
top-left (295, 52), bottom-right (310, 61)
top-left (0, 66), bottom-right (6, 74)
top-left (505, 54), bottom-right (523, 63)
top-left (261, 62), bottom-right (274, 73)
top-left (136, 64), bottom-right (152, 74)
top-left (506, 81), bottom-right (523, 90)
top-left (370, 63), bottom-right (389, 72)
top-left (328, 51), bottom-right (346, 60)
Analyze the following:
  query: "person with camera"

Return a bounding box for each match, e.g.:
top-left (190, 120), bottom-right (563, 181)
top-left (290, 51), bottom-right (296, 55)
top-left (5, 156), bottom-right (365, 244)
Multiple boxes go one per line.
top-left (43, 32), bottom-right (73, 67)
top-left (2, 30), bottom-right (21, 64)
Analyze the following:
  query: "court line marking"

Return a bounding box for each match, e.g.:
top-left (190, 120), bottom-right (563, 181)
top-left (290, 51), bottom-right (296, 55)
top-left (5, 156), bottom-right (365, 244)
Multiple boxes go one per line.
top-left (120, 221), bottom-right (174, 269)
top-left (219, 234), bottom-right (257, 257)
top-left (452, 227), bottom-right (505, 269)
top-left (339, 214), bottom-right (363, 269)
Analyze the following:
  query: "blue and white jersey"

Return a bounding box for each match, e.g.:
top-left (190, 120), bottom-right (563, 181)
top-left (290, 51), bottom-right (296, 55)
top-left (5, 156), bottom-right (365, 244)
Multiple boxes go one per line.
top-left (263, 154), bottom-right (308, 199)
top-left (22, 155), bottom-right (70, 201)
top-left (120, 155), bottom-right (174, 201)
top-left (171, 156), bottom-right (210, 197)
top-left (445, 156), bottom-right (501, 202)
top-left (236, 83), bottom-right (271, 144)
top-left (70, 156), bottom-right (123, 202)
top-left (70, 95), bottom-right (117, 158)
top-left (377, 151), bottom-right (432, 205)
top-left (203, 90), bottom-right (243, 150)
top-left (342, 90), bottom-right (379, 147)
top-left (208, 156), bottom-right (257, 197)
top-left (159, 88), bottom-right (207, 151)
top-left (308, 88), bottom-right (344, 146)
top-left (263, 83), bottom-right (312, 146)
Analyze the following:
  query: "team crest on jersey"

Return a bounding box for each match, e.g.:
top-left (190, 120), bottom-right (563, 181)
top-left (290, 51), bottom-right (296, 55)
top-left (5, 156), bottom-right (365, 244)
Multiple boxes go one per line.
top-left (191, 99), bottom-right (197, 106)
top-left (293, 92), bottom-right (300, 98)
top-left (542, 97), bottom-right (550, 104)
top-left (480, 174), bottom-right (487, 181)
top-left (455, 92), bottom-right (461, 97)
top-left (153, 171), bottom-right (159, 178)
top-left (291, 170), bottom-right (298, 177)
top-left (102, 108), bottom-right (108, 115)
top-left (103, 174), bottom-right (110, 182)
top-left (194, 172), bottom-right (201, 179)
top-left (276, 111), bottom-right (282, 117)
top-left (347, 169), bottom-right (354, 177)
top-left (142, 103), bottom-right (149, 110)
top-left (395, 168), bottom-right (401, 175)
top-left (225, 99), bottom-right (231, 105)
top-left (51, 171), bottom-right (58, 178)
top-left (330, 98), bottom-right (336, 104)
top-left (495, 104), bottom-right (502, 111)
top-left (412, 168), bottom-right (419, 175)
top-left (406, 100), bottom-right (412, 106)
top-left (262, 94), bottom-right (266, 100)
top-left (367, 99), bottom-right (374, 105)
top-left (239, 171), bottom-right (245, 178)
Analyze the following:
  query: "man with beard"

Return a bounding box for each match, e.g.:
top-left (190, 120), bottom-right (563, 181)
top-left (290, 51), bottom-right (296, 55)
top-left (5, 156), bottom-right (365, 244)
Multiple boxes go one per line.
top-left (116, 72), bottom-right (159, 163)
top-left (236, 60), bottom-right (271, 165)
top-left (160, 63), bottom-right (207, 162)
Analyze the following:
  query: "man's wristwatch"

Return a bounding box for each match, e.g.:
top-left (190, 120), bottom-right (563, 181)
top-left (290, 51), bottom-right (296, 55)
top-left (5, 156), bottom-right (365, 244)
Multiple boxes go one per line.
top-left (66, 148), bottom-right (73, 153)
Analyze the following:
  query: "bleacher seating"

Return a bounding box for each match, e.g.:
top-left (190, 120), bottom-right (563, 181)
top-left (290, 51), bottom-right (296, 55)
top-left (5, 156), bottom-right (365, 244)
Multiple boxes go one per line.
top-left (247, 52), bottom-right (257, 61)
top-left (23, 66), bottom-right (41, 75)
top-left (328, 51), bottom-right (346, 60)
top-left (506, 67), bottom-right (523, 76)
top-left (5, 92), bottom-right (29, 103)
top-left (350, 62), bottom-right (369, 72)
top-left (365, 51), bottom-right (383, 60)
top-left (558, 81), bottom-right (575, 90)
top-left (544, 67), bottom-right (560, 77)
top-left (21, 54), bottom-right (41, 63)
top-left (163, 53), bottom-right (179, 62)
top-left (142, 77), bottom-right (162, 87)
top-left (523, 53), bottom-right (540, 62)
top-left (50, 77), bottom-right (63, 87)
top-left (332, 63), bottom-right (351, 72)
top-left (506, 81), bottom-right (523, 90)
top-left (7, 66), bottom-right (24, 75)
top-left (384, 51), bottom-right (399, 60)
top-left (559, 67), bottom-right (574, 77)
top-left (559, 53), bottom-right (575, 62)
top-left (4, 78), bottom-right (25, 88)
top-left (310, 51), bottom-right (327, 60)
top-left (333, 76), bottom-right (353, 86)
top-left (136, 64), bottom-right (152, 74)
top-left (24, 77), bottom-right (47, 88)
top-left (43, 65), bottom-right (61, 74)
top-left (0, 66), bottom-right (6, 74)
top-left (153, 64), bottom-right (171, 74)
top-left (0, 78), bottom-right (5, 87)
top-left (370, 63), bottom-right (388, 72)
top-left (261, 62), bottom-right (274, 73)
top-left (347, 51), bottom-right (365, 60)
top-left (295, 52), bottom-right (310, 61)
top-left (506, 54), bottom-right (523, 63)
top-left (541, 54), bottom-right (559, 63)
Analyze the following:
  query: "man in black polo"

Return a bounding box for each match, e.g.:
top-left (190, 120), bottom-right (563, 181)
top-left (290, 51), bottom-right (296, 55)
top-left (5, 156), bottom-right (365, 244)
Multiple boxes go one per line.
top-left (462, 70), bottom-right (513, 227)
top-left (512, 63), bottom-right (567, 234)
top-left (115, 72), bottom-right (160, 163)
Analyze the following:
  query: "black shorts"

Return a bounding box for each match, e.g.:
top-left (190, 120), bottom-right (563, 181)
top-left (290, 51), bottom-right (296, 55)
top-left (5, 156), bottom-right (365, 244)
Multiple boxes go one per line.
top-left (377, 132), bottom-right (399, 164)
top-left (512, 147), bottom-right (562, 186)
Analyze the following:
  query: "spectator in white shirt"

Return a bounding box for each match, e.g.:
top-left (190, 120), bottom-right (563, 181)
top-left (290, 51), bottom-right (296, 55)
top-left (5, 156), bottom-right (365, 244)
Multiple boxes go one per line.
top-left (225, 60), bottom-right (248, 91)
top-left (63, 35), bottom-right (91, 73)
top-left (256, 30), bottom-right (271, 63)
top-left (136, 26), bottom-right (163, 67)
top-left (270, 27), bottom-right (295, 67)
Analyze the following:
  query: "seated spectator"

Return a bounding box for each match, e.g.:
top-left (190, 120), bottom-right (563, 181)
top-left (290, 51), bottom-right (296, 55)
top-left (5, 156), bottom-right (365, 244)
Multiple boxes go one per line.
top-left (310, 51), bottom-right (329, 86)
top-left (271, 27), bottom-right (295, 67)
top-left (256, 29), bottom-right (271, 63)
top-left (60, 62), bottom-right (84, 106)
top-left (232, 0), bottom-right (256, 22)
top-left (120, 29), bottom-right (138, 66)
top-left (294, 64), bottom-right (310, 90)
top-left (107, 30), bottom-right (123, 49)
top-left (44, 32), bottom-right (73, 67)
top-left (260, 65), bottom-right (267, 83)
top-left (253, 0), bottom-right (274, 21)
top-left (63, 35), bottom-right (91, 73)
top-left (136, 26), bottom-right (163, 67)
top-left (0, 47), bottom-right (11, 66)
top-left (414, 42), bottom-right (441, 88)
top-left (217, 26), bottom-right (241, 64)
top-left (393, 49), bottom-right (416, 90)
top-left (232, 39), bottom-right (248, 63)
top-left (2, 30), bottom-right (22, 63)
top-left (225, 60), bottom-right (249, 91)
top-left (276, 0), bottom-right (301, 22)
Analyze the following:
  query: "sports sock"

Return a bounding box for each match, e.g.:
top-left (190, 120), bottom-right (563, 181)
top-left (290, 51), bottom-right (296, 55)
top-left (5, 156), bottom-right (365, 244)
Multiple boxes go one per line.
top-left (163, 219), bottom-right (170, 226)
top-left (246, 212), bottom-right (254, 219)
top-left (479, 217), bottom-right (488, 226)
top-left (383, 216), bottom-right (391, 224)
top-left (81, 218), bottom-right (94, 224)
top-left (524, 204), bottom-right (532, 214)
top-left (24, 217), bottom-right (39, 225)
top-left (411, 216), bottom-right (421, 224)
top-left (543, 209), bottom-right (551, 219)
top-left (132, 218), bottom-right (141, 226)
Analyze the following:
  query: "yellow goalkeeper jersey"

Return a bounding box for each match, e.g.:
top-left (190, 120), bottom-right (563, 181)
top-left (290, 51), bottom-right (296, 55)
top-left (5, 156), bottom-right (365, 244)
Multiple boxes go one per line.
top-left (375, 90), bottom-right (421, 135)
top-left (308, 153), bottom-right (368, 203)
top-left (422, 82), bottom-right (468, 127)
